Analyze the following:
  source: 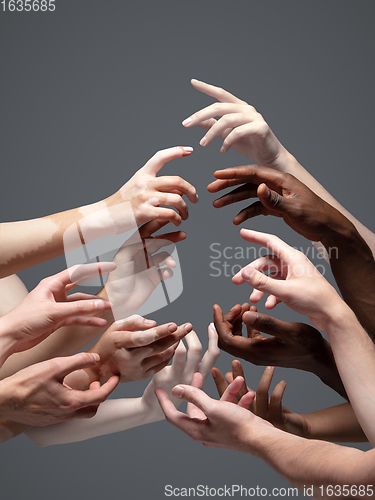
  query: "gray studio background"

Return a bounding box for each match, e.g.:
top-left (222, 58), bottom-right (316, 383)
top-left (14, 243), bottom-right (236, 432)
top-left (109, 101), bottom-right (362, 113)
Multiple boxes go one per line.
top-left (1, 1), bottom-right (374, 498)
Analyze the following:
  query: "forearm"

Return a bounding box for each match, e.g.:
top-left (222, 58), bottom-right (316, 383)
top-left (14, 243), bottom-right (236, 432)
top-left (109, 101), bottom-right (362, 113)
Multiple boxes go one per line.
top-left (323, 306), bottom-right (375, 445)
top-left (0, 420), bottom-right (31, 444)
top-left (0, 198), bottom-right (115, 279)
top-left (25, 397), bottom-right (161, 446)
top-left (303, 403), bottom-right (367, 443)
top-left (321, 226), bottom-right (375, 341)
top-left (307, 338), bottom-right (347, 399)
top-left (249, 424), bottom-right (374, 497)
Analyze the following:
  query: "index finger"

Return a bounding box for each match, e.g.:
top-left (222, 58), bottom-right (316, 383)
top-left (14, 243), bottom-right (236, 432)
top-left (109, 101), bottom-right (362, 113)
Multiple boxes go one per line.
top-left (74, 375), bottom-right (120, 407)
top-left (65, 262), bottom-right (116, 287)
top-left (190, 79), bottom-right (246, 104)
top-left (239, 229), bottom-right (294, 263)
top-left (141, 147), bottom-right (193, 176)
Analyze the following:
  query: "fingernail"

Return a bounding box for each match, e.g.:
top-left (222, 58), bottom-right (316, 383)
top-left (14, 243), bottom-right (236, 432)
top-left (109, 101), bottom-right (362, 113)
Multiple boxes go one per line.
top-left (244, 311), bottom-right (257, 324)
top-left (220, 146), bottom-right (225, 153)
top-left (191, 78), bottom-right (200, 84)
top-left (266, 366), bottom-right (273, 370)
top-left (174, 385), bottom-right (184, 398)
top-left (195, 194), bottom-right (199, 203)
top-left (168, 323), bottom-right (177, 333)
top-left (182, 118), bottom-right (192, 127)
top-left (92, 353), bottom-right (100, 362)
top-left (182, 146), bottom-right (193, 154)
top-left (199, 137), bottom-right (207, 147)
top-left (242, 267), bottom-right (255, 279)
top-left (209, 322), bottom-right (216, 332)
top-left (144, 319), bottom-right (155, 327)
top-left (184, 323), bottom-right (193, 333)
top-left (95, 300), bottom-right (105, 309)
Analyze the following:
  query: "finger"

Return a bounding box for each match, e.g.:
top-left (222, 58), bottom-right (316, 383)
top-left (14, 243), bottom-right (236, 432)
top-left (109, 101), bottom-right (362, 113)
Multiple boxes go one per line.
top-left (147, 206), bottom-right (182, 227)
top-left (74, 375), bottom-right (120, 407)
top-left (231, 360), bottom-right (249, 400)
top-left (265, 294), bottom-right (283, 310)
top-left (190, 79), bottom-right (245, 104)
top-left (233, 201), bottom-right (278, 225)
top-left (233, 264), bottom-right (286, 299)
top-left (54, 353), bottom-right (102, 381)
top-left (257, 183), bottom-right (288, 214)
top-left (155, 387), bottom-right (201, 434)
top-left (151, 176), bottom-right (198, 204)
top-left (142, 324), bottom-right (192, 357)
top-left (255, 366), bottom-right (275, 419)
top-left (239, 229), bottom-right (294, 263)
top-left (153, 230), bottom-right (186, 244)
top-left (67, 262), bottom-right (116, 286)
top-left (207, 178), bottom-right (245, 193)
top-left (117, 322), bottom-right (179, 348)
top-left (183, 103), bottom-right (248, 128)
top-left (221, 122), bottom-right (266, 154)
top-left (268, 380), bottom-right (287, 425)
top-left (144, 347), bottom-right (177, 376)
top-left (202, 111), bottom-right (257, 148)
top-left (198, 323), bottom-right (220, 380)
top-left (244, 305), bottom-right (261, 339)
top-left (238, 391), bottom-right (256, 410)
top-left (211, 368), bottom-right (228, 398)
top-left (213, 184), bottom-right (258, 209)
top-left (63, 315), bottom-right (108, 328)
top-left (242, 310), bottom-right (297, 341)
top-left (170, 340), bottom-right (187, 376)
top-left (171, 382), bottom-right (214, 416)
top-left (141, 147), bottom-right (193, 176)
top-left (149, 251), bottom-right (176, 269)
top-left (113, 314), bottom-right (157, 332)
top-left (187, 372), bottom-right (207, 420)
top-left (185, 331), bottom-right (203, 376)
top-left (220, 376), bottom-right (246, 403)
top-left (195, 117), bottom-right (217, 131)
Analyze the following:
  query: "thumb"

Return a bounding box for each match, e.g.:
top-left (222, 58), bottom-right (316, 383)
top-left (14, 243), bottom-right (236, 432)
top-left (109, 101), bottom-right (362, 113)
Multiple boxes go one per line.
top-left (257, 183), bottom-right (287, 213)
top-left (241, 266), bottom-right (284, 298)
top-left (54, 352), bottom-right (101, 381)
top-left (171, 383), bottom-right (213, 417)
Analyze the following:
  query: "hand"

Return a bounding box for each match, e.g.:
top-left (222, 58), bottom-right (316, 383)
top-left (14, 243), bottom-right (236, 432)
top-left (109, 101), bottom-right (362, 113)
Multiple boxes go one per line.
top-left (207, 164), bottom-right (351, 239)
top-left (0, 353), bottom-right (119, 426)
top-left (142, 323), bottom-right (220, 419)
top-left (232, 229), bottom-right (341, 331)
top-left (182, 79), bottom-right (289, 169)
top-left (212, 303), bottom-right (346, 398)
top-left (1, 263), bottom-right (115, 355)
top-left (81, 315), bottom-right (194, 384)
top-left (104, 146), bottom-right (199, 231)
top-left (101, 220), bottom-right (185, 320)
top-left (212, 361), bottom-right (308, 438)
top-left (155, 372), bottom-right (272, 451)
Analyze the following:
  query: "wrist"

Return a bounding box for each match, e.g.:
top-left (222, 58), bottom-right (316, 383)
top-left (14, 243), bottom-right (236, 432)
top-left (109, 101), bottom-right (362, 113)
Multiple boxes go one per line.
top-left (241, 419), bottom-right (283, 457)
top-left (0, 377), bottom-right (19, 419)
top-left (0, 316), bottom-right (19, 364)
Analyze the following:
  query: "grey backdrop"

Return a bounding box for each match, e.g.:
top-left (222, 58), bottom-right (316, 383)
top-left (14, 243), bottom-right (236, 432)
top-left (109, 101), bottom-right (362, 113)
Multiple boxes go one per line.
top-left (1, 1), bottom-right (374, 498)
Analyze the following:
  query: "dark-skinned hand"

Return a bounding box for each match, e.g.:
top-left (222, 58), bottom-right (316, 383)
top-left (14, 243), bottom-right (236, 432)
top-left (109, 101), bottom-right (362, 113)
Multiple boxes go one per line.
top-left (213, 303), bottom-right (347, 399)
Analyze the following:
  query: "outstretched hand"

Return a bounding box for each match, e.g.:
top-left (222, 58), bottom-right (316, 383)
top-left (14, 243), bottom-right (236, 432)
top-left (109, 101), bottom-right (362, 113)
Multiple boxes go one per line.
top-left (212, 361), bottom-right (308, 438)
top-left (182, 79), bottom-right (289, 169)
top-left (1, 263), bottom-right (115, 356)
top-left (0, 352), bottom-right (119, 426)
top-left (207, 164), bottom-right (350, 242)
